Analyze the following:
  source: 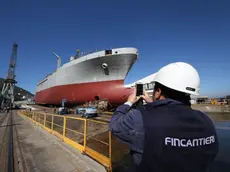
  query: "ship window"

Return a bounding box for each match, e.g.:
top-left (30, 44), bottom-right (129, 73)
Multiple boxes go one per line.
top-left (144, 84), bottom-right (148, 90)
top-left (115, 51), bottom-right (118, 54)
top-left (149, 83), bottom-right (154, 89)
top-left (105, 50), bottom-right (112, 55)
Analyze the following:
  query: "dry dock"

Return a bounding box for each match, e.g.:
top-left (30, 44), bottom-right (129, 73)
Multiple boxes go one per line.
top-left (0, 111), bottom-right (106, 172)
top-left (192, 104), bottom-right (230, 113)
top-left (16, 105), bottom-right (230, 172)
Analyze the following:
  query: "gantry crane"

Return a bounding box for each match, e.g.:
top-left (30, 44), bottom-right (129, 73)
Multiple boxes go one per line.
top-left (1, 43), bottom-right (18, 110)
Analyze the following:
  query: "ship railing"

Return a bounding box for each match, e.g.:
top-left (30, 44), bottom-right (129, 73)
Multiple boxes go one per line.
top-left (74, 48), bottom-right (112, 59)
top-left (18, 110), bottom-right (113, 172)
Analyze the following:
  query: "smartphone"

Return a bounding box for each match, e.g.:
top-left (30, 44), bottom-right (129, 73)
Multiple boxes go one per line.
top-left (136, 83), bottom-right (143, 96)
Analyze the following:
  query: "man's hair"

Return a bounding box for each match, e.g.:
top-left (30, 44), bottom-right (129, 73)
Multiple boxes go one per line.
top-left (154, 82), bottom-right (191, 106)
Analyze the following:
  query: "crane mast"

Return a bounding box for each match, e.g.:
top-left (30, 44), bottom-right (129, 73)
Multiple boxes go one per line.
top-left (1, 43), bottom-right (18, 110)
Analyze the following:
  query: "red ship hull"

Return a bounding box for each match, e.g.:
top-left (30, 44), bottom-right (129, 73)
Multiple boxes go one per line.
top-left (35, 80), bottom-right (133, 107)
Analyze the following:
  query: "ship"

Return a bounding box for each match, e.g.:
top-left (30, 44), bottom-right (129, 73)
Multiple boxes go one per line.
top-left (35, 47), bottom-right (138, 107)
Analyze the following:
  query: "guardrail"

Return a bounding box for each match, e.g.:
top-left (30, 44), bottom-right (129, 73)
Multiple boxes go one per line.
top-left (19, 111), bottom-right (112, 171)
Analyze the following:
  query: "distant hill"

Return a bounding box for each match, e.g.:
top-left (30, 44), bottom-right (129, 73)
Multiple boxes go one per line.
top-left (0, 78), bottom-right (34, 101)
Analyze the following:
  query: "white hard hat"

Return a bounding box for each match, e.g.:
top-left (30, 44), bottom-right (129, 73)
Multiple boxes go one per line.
top-left (153, 62), bottom-right (200, 95)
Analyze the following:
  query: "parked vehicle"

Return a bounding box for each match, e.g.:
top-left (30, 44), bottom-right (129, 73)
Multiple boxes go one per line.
top-left (58, 107), bottom-right (70, 115)
top-left (76, 107), bottom-right (98, 118)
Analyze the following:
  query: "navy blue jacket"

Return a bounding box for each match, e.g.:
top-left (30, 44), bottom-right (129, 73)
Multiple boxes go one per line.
top-left (109, 99), bottom-right (219, 171)
top-left (109, 101), bottom-right (145, 165)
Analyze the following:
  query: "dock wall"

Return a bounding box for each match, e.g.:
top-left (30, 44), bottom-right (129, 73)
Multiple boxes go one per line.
top-left (192, 105), bottom-right (230, 113)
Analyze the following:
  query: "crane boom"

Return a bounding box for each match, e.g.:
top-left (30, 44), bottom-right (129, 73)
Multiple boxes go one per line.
top-left (7, 43), bottom-right (18, 80)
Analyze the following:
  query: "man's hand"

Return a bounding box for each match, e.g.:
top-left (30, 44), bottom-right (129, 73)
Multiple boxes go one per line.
top-left (127, 89), bottom-right (141, 104)
top-left (141, 90), bottom-right (153, 103)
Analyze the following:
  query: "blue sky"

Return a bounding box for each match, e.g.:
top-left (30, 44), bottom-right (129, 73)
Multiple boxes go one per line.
top-left (0, 0), bottom-right (229, 97)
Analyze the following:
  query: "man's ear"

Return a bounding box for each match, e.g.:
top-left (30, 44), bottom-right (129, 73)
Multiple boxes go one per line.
top-left (157, 88), bottom-right (162, 95)
top-left (154, 88), bottom-right (162, 99)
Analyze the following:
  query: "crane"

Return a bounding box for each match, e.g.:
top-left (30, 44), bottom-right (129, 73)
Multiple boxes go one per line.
top-left (1, 43), bottom-right (18, 110)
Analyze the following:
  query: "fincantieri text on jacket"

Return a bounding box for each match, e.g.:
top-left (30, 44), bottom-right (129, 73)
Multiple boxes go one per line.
top-left (165, 135), bottom-right (215, 147)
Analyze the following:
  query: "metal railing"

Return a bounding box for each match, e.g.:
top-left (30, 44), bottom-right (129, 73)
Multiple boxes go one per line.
top-left (19, 110), bottom-right (112, 171)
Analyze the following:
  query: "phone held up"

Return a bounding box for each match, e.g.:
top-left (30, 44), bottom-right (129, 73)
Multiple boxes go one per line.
top-left (136, 82), bottom-right (143, 96)
top-left (132, 82), bottom-right (144, 109)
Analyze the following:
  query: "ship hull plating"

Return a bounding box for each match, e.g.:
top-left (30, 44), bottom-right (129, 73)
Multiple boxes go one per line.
top-left (35, 48), bottom-right (138, 106)
top-left (35, 80), bottom-right (133, 106)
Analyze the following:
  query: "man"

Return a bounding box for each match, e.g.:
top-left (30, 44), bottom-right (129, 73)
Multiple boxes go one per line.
top-left (109, 62), bottom-right (219, 172)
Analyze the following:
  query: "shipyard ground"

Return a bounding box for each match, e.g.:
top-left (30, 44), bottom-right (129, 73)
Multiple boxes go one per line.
top-left (20, 104), bottom-right (230, 172)
top-left (0, 111), bottom-right (106, 172)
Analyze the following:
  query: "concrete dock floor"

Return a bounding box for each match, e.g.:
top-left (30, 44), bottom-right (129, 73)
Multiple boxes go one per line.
top-left (15, 112), bottom-right (106, 172)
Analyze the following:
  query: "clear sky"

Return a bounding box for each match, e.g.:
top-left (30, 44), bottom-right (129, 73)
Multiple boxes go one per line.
top-left (0, 0), bottom-right (229, 97)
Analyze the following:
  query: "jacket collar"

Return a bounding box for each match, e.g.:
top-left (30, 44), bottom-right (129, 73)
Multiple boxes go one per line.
top-left (148, 98), bottom-right (184, 107)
